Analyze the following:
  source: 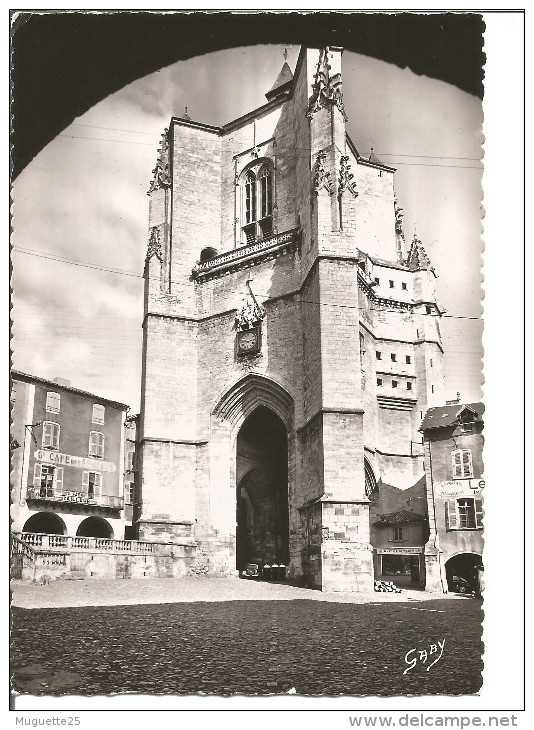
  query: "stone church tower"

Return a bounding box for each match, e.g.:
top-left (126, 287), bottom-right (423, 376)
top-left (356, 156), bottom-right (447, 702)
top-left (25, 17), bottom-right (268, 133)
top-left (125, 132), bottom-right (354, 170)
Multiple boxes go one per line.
top-left (138, 47), bottom-right (445, 591)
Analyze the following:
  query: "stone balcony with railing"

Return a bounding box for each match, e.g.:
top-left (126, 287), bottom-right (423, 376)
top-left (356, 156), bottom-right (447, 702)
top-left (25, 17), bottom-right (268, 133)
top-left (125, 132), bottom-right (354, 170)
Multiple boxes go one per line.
top-left (25, 486), bottom-right (123, 511)
top-left (192, 228), bottom-right (300, 281)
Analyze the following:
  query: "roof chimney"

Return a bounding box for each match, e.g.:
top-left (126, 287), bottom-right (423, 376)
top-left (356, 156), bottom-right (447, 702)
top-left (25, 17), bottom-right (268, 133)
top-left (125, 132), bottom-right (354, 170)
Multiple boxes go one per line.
top-left (53, 377), bottom-right (71, 387)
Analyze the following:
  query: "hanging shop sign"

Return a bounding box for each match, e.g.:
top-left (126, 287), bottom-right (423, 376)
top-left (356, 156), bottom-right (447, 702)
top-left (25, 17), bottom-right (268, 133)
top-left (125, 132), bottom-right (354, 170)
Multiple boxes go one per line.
top-left (34, 450), bottom-right (116, 472)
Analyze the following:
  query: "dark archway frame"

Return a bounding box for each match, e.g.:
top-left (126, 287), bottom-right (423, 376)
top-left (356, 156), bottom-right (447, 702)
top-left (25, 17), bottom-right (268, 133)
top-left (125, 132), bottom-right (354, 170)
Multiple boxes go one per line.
top-left (11, 12), bottom-right (485, 179)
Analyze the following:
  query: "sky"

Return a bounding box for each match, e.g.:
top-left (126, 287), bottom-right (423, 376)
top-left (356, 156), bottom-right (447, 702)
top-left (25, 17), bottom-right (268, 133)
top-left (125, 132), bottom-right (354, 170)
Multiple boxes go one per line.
top-left (11, 44), bottom-right (484, 412)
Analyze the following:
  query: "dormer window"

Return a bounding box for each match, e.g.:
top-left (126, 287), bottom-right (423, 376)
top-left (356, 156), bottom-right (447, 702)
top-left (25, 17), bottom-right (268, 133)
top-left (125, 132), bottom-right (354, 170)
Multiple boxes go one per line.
top-left (457, 406), bottom-right (477, 434)
top-left (241, 161), bottom-right (273, 244)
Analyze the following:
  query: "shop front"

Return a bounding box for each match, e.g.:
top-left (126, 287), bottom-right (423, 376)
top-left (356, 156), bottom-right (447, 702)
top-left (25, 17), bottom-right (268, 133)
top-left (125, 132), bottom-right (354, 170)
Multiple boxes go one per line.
top-left (375, 547), bottom-right (425, 588)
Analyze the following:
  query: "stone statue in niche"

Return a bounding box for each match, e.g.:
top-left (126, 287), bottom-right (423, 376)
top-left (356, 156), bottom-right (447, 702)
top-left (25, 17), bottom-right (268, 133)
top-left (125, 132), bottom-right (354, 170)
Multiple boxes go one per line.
top-left (338, 155), bottom-right (359, 198)
top-left (394, 198), bottom-right (405, 236)
top-left (146, 226), bottom-right (163, 263)
top-left (233, 279), bottom-right (266, 331)
top-left (313, 150), bottom-right (333, 195)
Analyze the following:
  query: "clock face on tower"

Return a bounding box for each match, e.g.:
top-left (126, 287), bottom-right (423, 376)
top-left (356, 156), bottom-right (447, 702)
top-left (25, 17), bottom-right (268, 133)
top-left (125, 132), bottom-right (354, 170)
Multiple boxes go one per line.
top-left (236, 327), bottom-right (261, 356)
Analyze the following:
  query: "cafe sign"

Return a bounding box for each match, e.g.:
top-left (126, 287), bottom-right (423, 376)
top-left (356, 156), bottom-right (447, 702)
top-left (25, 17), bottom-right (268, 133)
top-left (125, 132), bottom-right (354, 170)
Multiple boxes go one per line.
top-left (34, 450), bottom-right (116, 473)
top-left (436, 479), bottom-right (485, 497)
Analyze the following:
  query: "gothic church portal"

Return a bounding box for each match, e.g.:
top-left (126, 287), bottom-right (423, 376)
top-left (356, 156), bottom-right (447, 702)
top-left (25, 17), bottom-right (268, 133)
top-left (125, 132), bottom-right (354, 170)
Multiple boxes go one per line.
top-left (137, 47), bottom-right (445, 591)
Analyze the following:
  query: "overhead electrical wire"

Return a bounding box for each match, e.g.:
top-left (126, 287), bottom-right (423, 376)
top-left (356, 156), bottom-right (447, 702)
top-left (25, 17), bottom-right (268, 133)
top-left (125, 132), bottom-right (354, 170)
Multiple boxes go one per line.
top-left (12, 245), bottom-right (483, 323)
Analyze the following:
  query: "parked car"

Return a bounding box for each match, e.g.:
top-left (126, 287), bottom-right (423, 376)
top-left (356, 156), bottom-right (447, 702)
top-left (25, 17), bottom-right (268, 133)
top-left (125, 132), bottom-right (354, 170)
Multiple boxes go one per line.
top-left (449, 575), bottom-right (472, 594)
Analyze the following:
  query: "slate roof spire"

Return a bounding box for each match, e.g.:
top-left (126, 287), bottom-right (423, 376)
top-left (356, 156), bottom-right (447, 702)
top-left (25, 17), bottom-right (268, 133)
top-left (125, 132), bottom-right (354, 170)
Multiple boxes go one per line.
top-left (265, 60), bottom-right (294, 101)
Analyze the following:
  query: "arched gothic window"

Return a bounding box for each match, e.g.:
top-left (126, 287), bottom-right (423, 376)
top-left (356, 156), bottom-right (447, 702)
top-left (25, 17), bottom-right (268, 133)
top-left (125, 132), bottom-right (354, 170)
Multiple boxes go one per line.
top-left (242, 162), bottom-right (273, 244)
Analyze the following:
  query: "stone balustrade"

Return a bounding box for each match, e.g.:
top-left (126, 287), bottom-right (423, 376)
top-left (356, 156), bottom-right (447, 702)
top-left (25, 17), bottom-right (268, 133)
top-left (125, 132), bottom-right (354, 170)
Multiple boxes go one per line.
top-left (192, 228), bottom-right (300, 279)
top-left (14, 532), bottom-right (190, 555)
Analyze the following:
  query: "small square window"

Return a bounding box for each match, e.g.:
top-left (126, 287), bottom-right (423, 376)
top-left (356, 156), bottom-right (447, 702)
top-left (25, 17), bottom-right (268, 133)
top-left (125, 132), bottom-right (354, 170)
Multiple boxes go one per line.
top-left (406, 355), bottom-right (411, 364)
top-left (426, 305), bottom-right (432, 314)
top-left (391, 353), bottom-right (397, 362)
top-left (374, 277), bottom-right (380, 285)
top-left (407, 382), bottom-right (413, 391)
top-left (377, 378), bottom-right (383, 386)
top-left (392, 380), bottom-right (398, 389)
top-left (389, 280), bottom-right (394, 288)
top-left (402, 282), bottom-right (407, 290)
top-left (376, 351), bottom-right (382, 360)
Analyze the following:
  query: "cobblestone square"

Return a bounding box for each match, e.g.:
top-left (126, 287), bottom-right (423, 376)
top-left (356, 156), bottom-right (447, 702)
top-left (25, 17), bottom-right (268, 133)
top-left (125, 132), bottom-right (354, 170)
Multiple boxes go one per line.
top-left (11, 580), bottom-right (483, 697)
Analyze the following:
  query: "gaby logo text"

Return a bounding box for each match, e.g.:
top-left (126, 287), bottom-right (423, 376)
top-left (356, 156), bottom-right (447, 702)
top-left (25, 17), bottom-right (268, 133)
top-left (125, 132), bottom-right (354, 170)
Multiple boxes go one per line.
top-left (403, 639), bottom-right (445, 674)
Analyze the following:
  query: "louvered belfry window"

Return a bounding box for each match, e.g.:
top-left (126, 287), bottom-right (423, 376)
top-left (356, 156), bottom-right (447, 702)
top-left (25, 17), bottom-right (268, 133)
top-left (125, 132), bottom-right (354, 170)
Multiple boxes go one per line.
top-left (242, 162), bottom-right (273, 244)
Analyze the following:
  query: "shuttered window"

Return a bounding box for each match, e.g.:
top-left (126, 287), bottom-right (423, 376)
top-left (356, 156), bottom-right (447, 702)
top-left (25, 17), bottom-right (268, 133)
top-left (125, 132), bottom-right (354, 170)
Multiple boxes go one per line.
top-left (126, 450), bottom-right (135, 471)
top-left (42, 421), bottom-right (60, 449)
top-left (46, 392), bottom-right (60, 413)
top-left (446, 498), bottom-right (483, 530)
top-left (89, 431), bottom-right (104, 458)
top-left (125, 481), bottom-right (135, 504)
top-left (92, 404), bottom-right (105, 424)
top-left (32, 464), bottom-right (62, 493)
top-left (451, 449), bottom-right (473, 479)
top-left (82, 471), bottom-right (102, 499)
top-left (445, 500), bottom-right (457, 530)
top-left (457, 498), bottom-right (476, 528)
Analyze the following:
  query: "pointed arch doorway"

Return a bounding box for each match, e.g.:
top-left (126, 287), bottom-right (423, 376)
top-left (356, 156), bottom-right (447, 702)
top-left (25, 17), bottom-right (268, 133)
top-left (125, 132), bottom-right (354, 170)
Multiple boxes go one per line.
top-left (235, 406), bottom-right (289, 572)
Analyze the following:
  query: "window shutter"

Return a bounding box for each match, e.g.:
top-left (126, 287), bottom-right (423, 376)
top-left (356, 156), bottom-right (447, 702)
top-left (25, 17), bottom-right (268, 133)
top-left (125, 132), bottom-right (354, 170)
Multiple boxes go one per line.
top-left (55, 467), bottom-right (63, 491)
top-left (42, 423), bottom-right (51, 448)
top-left (46, 392), bottom-right (60, 413)
top-left (33, 463), bottom-right (42, 487)
top-left (452, 451), bottom-right (462, 478)
top-left (92, 404), bottom-right (105, 424)
top-left (89, 432), bottom-right (104, 457)
top-left (462, 449), bottom-right (473, 478)
top-left (82, 471), bottom-right (89, 494)
top-left (445, 500), bottom-right (458, 530)
top-left (94, 473), bottom-right (102, 498)
top-left (475, 499), bottom-right (484, 529)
